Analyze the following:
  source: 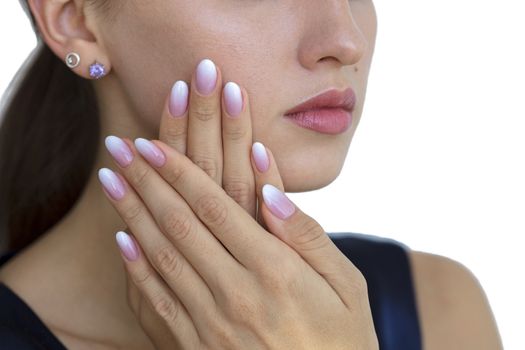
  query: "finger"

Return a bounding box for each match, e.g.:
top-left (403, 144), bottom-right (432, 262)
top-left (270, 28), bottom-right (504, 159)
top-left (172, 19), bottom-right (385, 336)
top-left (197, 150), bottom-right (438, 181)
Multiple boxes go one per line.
top-left (187, 58), bottom-right (223, 185)
top-left (222, 83), bottom-right (256, 218)
top-left (121, 226), bottom-right (143, 313)
top-left (115, 230), bottom-right (200, 349)
top-left (158, 80), bottom-right (189, 154)
top-left (97, 163), bottom-right (217, 328)
top-left (250, 142), bottom-right (285, 231)
top-left (104, 135), bottom-right (246, 296)
top-left (123, 250), bottom-right (179, 350)
top-left (257, 168), bottom-right (363, 308)
top-left (135, 138), bottom-right (283, 271)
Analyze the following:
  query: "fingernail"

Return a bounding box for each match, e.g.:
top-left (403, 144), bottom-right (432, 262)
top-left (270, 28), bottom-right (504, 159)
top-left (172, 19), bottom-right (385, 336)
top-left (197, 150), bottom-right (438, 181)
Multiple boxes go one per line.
top-left (169, 80), bottom-right (189, 118)
top-left (116, 231), bottom-right (139, 261)
top-left (195, 58), bottom-right (217, 95)
top-left (262, 184), bottom-right (295, 220)
top-left (252, 142), bottom-right (269, 173)
top-left (105, 135), bottom-right (134, 167)
top-left (134, 138), bottom-right (166, 167)
top-left (224, 82), bottom-right (243, 117)
top-left (98, 168), bottom-right (126, 200)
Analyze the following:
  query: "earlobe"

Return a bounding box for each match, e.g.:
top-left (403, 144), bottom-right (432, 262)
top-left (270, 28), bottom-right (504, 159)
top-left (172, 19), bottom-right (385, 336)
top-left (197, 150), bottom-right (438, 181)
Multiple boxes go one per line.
top-left (27, 0), bottom-right (112, 80)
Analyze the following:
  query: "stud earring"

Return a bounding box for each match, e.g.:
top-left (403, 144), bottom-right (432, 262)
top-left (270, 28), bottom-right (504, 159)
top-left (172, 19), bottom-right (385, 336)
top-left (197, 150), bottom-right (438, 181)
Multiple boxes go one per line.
top-left (65, 52), bottom-right (80, 68)
top-left (89, 61), bottom-right (107, 79)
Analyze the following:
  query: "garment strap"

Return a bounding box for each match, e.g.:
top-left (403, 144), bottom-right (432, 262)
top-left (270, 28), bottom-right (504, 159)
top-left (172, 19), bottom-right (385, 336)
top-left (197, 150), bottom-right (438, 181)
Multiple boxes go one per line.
top-left (328, 232), bottom-right (423, 350)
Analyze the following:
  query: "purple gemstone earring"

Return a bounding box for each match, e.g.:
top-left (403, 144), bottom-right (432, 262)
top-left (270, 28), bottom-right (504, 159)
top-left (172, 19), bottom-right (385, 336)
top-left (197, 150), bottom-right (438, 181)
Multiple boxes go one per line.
top-left (89, 61), bottom-right (107, 79)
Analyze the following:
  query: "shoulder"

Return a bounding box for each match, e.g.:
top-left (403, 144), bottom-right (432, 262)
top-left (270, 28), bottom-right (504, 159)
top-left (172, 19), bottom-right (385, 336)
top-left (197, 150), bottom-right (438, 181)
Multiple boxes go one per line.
top-left (408, 250), bottom-right (503, 349)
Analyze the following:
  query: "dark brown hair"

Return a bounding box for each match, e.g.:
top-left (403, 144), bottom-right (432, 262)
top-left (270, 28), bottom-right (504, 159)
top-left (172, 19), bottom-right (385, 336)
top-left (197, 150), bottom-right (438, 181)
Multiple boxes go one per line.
top-left (0, 0), bottom-right (101, 252)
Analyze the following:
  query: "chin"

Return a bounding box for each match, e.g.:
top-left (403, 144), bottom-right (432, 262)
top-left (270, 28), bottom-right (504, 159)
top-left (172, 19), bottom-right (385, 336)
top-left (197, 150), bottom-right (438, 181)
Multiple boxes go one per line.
top-left (278, 155), bottom-right (345, 193)
top-left (269, 109), bottom-right (359, 193)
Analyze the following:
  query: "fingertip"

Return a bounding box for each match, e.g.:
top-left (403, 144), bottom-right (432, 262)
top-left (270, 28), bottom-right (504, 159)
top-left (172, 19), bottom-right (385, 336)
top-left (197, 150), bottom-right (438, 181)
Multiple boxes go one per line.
top-left (252, 142), bottom-right (270, 173)
top-left (194, 58), bottom-right (221, 96)
top-left (261, 184), bottom-right (296, 221)
top-left (223, 82), bottom-right (243, 117)
top-left (169, 80), bottom-right (189, 118)
top-left (115, 230), bottom-right (140, 262)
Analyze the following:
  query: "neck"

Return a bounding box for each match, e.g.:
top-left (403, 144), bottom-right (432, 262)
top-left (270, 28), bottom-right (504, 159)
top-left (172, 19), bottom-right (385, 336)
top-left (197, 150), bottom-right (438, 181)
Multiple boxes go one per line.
top-left (1, 75), bottom-right (160, 348)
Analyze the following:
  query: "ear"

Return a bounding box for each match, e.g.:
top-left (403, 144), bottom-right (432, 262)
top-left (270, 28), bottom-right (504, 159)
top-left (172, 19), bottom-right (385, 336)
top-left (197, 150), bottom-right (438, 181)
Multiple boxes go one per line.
top-left (27, 0), bottom-right (112, 79)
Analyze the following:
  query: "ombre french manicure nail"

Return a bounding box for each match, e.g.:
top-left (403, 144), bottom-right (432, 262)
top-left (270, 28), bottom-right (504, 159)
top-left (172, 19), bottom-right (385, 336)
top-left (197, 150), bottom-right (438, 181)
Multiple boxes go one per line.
top-left (98, 168), bottom-right (126, 200)
top-left (115, 231), bottom-right (139, 261)
top-left (262, 184), bottom-right (296, 220)
top-left (134, 138), bottom-right (166, 167)
top-left (252, 142), bottom-right (269, 172)
top-left (105, 135), bottom-right (134, 167)
top-left (224, 81), bottom-right (243, 117)
top-left (195, 58), bottom-right (217, 95)
top-left (169, 80), bottom-right (189, 118)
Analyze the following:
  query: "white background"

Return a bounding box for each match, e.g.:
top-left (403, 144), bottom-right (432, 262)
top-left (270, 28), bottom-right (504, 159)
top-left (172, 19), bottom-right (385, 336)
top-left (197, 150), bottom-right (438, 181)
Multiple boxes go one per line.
top-left (1, 1), bottom-right (523, 348)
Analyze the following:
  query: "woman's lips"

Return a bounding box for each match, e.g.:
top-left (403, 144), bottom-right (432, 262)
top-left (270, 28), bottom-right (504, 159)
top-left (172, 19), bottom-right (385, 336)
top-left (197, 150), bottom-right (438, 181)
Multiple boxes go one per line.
top-left (284, 108), bottom-right (352, 135)
top-left (283, 87), bottom-right (356, 134)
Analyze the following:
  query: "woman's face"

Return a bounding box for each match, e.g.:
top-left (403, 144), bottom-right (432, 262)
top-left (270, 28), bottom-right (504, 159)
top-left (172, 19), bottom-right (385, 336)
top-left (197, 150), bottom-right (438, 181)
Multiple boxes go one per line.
top-left (92, 0), bottom-right (377, 192)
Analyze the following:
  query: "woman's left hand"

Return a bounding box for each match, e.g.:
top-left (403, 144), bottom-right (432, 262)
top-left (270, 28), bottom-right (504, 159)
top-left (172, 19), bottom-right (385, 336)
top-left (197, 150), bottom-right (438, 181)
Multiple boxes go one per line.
top-left (99, 136), bottom-right (378, 349)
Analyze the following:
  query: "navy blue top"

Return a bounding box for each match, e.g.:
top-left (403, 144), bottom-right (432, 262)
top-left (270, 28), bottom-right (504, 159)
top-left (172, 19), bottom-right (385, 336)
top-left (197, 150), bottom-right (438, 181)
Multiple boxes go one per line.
top-left (0, 232), bottom-right (422, 349)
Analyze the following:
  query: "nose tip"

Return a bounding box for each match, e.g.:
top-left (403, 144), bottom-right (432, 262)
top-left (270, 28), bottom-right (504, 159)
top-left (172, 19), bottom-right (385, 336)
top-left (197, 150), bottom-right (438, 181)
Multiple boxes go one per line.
top-left (330, 32), bottom-right (368, 66)
top-left (297, 2), bottom-right (369, 70)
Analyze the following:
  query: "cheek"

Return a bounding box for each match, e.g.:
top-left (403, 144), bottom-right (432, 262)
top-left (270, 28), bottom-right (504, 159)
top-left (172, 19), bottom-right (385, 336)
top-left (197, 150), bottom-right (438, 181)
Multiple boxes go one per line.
top-left (102, 5), bottom-right (282, 137)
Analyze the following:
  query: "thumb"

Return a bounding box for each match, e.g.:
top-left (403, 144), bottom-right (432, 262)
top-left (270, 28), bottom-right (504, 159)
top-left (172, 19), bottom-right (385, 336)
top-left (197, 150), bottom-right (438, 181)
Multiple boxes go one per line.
top-left (260, 184), bottom-right (362, 304)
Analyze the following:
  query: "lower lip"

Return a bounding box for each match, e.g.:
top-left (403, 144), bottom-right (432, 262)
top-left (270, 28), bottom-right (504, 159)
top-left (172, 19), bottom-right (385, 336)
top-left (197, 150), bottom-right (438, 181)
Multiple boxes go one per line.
top-left (284, 108), bottom-right (353, 135)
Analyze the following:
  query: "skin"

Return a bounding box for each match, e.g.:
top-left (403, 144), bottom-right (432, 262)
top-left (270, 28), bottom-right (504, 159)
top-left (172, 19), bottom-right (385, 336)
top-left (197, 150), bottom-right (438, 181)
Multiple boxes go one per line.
top-left (0, 0), bottom-right (503, 349)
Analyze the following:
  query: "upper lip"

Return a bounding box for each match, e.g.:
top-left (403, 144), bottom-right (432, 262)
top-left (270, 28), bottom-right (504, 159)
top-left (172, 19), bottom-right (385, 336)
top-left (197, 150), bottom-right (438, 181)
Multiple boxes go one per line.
top-left (284, 87), bottom-right (356, 116)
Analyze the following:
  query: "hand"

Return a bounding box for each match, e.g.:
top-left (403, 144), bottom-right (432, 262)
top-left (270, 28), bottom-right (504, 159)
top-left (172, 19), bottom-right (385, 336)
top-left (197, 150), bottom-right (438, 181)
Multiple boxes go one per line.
top-left (156, 58), bottom-right (264, 225)
top-left (99, 138), bottom-right (379, 349)
top-left (105, 58), bottom-right (273, 347)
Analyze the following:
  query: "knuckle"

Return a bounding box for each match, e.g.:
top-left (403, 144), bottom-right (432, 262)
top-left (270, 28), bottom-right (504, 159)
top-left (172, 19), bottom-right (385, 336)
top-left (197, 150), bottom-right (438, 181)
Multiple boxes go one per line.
top-left (223, 180), bottom-right (253, 207)
top-left (291, 219), bottom-right (328, 251)
top-left (152, 245), bottom-right (183, 280)
top-left (225, 287), bottom-right (263, 325)
top-left (164, 122), bottom-right (186, 139)
top-left (191, 156), bottom-right (218, 180)
top-left (195, 194), bottom-right (228, 228)
top-left (159, 208), bottom-right (195, 244)
top-left (152, 295), bottom-right (181, 323)
top-left (192, 102), bottom-right (216, 122)
top-left (223, 125), bottom-right (249, 142)
top-left (131, 268), bottom-right (152, 287)
top-left (162, 125), bottom-right (186, 146)
top-left (259, 255), bottom-right (301, 293)
top-left (128, 165), bottom-right (151, 191)
top-left (164, 161), bottom-right (187, 188)
top-left (279, 255), bottom-right (303, 277)
top-left (209, 323), bottom-right (237, 349)
top-left (122, 202), bottom-right (145, 225)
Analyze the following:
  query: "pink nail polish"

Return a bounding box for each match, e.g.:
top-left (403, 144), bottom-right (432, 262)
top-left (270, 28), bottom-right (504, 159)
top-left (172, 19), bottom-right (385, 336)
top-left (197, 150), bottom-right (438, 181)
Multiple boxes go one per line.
top-left (105, 135), bottom-right (134, 167)
top-left (262, 184), bottom-right (295, 220)
top-left (224, 82), bottom-right (243, 117)
top-left (98, 168), bottom-right (126, 200)
top-left (252, 142), bottom-right (269, 173)
top-left (169, 80), bottom-right (189, 118)
top-left (134, 138), bottom-right (166, 167)
top-left (115, 231), bottom-right (139, 261)
top-left (195, 58), bottom-right (217, 95)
